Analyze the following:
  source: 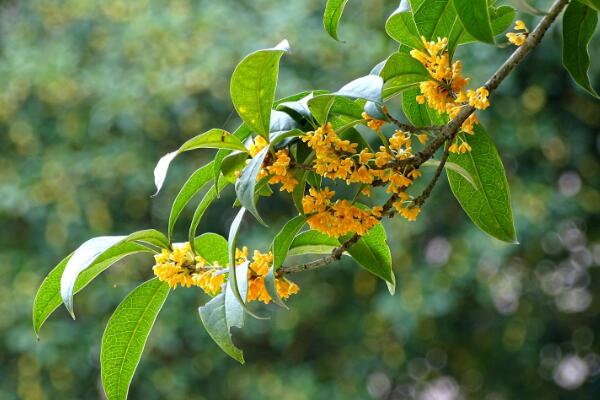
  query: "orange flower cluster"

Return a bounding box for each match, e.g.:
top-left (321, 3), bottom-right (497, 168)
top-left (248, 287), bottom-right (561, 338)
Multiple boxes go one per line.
top-left (507, 20), bottom-right (528, 46)
top-left (302, 187), bottom-right (382, 236)
top-left (249, 136), bottom-right (298, 192)
top-left (152, 242), bottom-right (224, 294)
top-left (410, 36), bottom-right (491, 152)
top-left (237, 247), bottom-right (300, 304)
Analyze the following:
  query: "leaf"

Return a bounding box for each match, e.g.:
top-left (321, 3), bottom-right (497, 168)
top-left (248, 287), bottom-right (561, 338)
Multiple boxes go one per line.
top-left (345, 223), bottom-right (395, 293)
top-left (125, 229), bottom-right (170, 250)
top-left (101, 278), bottom-right (169, 400)
top-left (323, 0), bottom-right (350, 40)
top-left (270, 109), bottom-right (300, 134)
top-left (234, 147), bottom-right (269, 226)
top-left (60, 236), bottom-right (126, 318)
top-left (230, 40), bottom-right (290, 138)
top-left (32, 241), bottom-right (150, 335)
top-left (562, 1), bottom-right (599, 98)
top-left (578, 0), bottom-right (600, 12)
top-left (386, 0), bottom-right (425, 50)
top-left (214, 124), bottom-right (253, 193)
top-left (447, 125), bottom-right (517, 243)
top-left (167, 161), bottom-right (214, 241)
top-left (292, 171), bottom-right (308, 214)
top-left (288, 230), bottom-right (341, 256)
top-left (188, 181), bottom-right (230, 248)
top-left (402, 87), bottom-right (433, 127)
top-left (410, 0), bottom-right (461, 42)
top-left (453, 0), bottom-right (495, 44)
top-left (276, 93), bottom-right (315, 120)
top-left (199, 261), bottom-right (249, 363)
top-left (458, 6), bottom-right (516, 45)
top-left (227, 208), bottom-right (264, 318)
top-left (220, 152), bottom-right (249, 183)
top-left (336, 75), bottom-right (384, 104)
top-left (422, 159), bottom-right (477, 189)
top-left (264, 215), bottom-right (306, 307)
top-left (153, 129), bottom-right (247, 195)
top-left (380, 52), bottom-right (429, 99)
top-left (308, 95), bottom-right (364, 127)
top-left (194, 233), bottom-right (229, 266)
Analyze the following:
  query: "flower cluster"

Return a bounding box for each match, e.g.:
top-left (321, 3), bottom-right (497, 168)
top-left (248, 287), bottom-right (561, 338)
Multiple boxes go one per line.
top-left (507, 20), bottom-right (528, 46)
top-left (152, 243), bottom-right (299, 303)
top-left (237, 247), bottom-right (300, 304)
top-left (250, 136), bottom-right (298, 192)
top-left (410, 36), bottom-right (491, 152)
top-left (302, 187), bottom-right (382, 236)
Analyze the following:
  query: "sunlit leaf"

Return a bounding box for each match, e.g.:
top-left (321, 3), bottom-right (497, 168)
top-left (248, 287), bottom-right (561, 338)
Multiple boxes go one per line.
top-left (336, 75), bottom-right (384, 104)
top-left (288, 230), bottom-right (340, 256)
top-left (453, 0), bottom-right (495, 44)
top-left (230, 40), bottom-right (290, 138)
top-left (386, 0), bottom-right (424, 50)
top-left (323, 0), bottom-right (350, 40)
top-left (380, 52), bottom-right (429, 99)
top-left (194, 232), bottom-right (229, 266)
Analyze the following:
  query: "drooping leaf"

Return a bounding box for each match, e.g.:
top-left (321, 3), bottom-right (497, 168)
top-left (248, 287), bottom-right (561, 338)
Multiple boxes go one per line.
top-left (235, 147), bottom-right (269, 226)
top-left (323, 0), bottom-right (350, 40)
top-left (230, 40), bottom-right (290, 138)
top-left (101, 278), bottom-right (169, 400)
top-left (447, 126), bottom-right (517, 243)
top-left (167, 161), bottom-right (214, 241)
top-left (292, 171), bottom-right (308, 214)
top-left (562, 1), bottom-right (599, 98)
top-left (385, 0), bottom-right (425, 50)
top-left (277, 93), bottom-right (315, 120)
top-left (227, 208), bottom-right (264, 318)
top-left (345, 223), bottom-right (395, 294)
top-left (194, 233), bottom-right (229, 266)
top-left (422, 159), bottom-right (477, 189)
top-left (288, 230), bottom-right (341, 256)
top-left (264, 215), bottom-right (306, 307)
top-left (380, 52), bottom-right (429, 99)
top-left (453, 0), bottom-right (495, 44)
top-left (578, 0), bottom-right (600, 12)
top-left (153, 129), bottom-right (247, 195)
top-left (124, 229), bottom-right (170, 250)
top-left (199, 261), bottom-right (249, 363)
top-left (33, 241), bottom-right (150, 335)
top-left (189, 181), bottom-right (230, 248)
top-left (336, 75), bottom-right (384, 104)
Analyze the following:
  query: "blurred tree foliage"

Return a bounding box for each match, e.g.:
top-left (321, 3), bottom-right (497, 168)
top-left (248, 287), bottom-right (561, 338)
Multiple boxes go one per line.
top-left (2, 0), bottom-right (600, 399)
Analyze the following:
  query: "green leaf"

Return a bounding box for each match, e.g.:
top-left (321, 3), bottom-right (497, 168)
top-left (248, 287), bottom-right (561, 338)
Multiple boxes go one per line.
top-left (323, 0), bottom-right (350, 40)
top-left (32, 241), bottom-right (150, 335)
top-left (562, 1), bottom-right (599, 98)
top-left (308, 95), bottom-right (364, 128)
top-left (214, 124), bottom-right (253, 193)
top-left (386, 0), bottom-right (425, 50)
top-left (422, 159), bottom-right (477, 189)
top-left (288, 230), bottom-right (340, 256)
top-left (227, 208), bottom-right (264, 319)
top-left (199, 261), bottom-right (249, 363)
top-left (380, 52), bottom-right (429, 100)
top-left (458, 6), bottom-right (516, 45)
top-left (153, 129), bottom-right (247, 195)
top-left (188, 181), bottom-right (230, 249)
top-left (578, 0), bottom-right (600, 12)
top-left (167, 161), bottom-right (214, 241)
top-left (292, 171), bottom-right (308, 214)
top-left (101, 278), bottom-right (169, 400)
top-left (270, 110), bottom-right (300, 134)
top-left (402, 87), bottom-right (433, 127)
top-left (235, 147), bottom-right (269, 226)
top-left (453, 0), bottom-right (495, 44)
top-left (277, 93), bottom-right (315, 120)
top-left (124, 229), bottom-right (170, 250)
top-left (264, 215), bottom-right (306, 307)
top-left (230, 40), bottom-right (290, 138)
top-left (220, 152), bottom-right (249, 183)
top-left (410, 0), bottom-right (460, 42)
top-left (194, 233), bottom-right (229, 266)
top-left (336, 75), bottom-right (384, 104)
top-left (447, 126), bottom-right (517, 243)
top-left (345, 223), bottom-right (395, 294)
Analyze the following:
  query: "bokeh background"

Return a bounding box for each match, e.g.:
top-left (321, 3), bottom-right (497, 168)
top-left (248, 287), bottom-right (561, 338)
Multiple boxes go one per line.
top-left (1, 0), bottom-right (600, 399)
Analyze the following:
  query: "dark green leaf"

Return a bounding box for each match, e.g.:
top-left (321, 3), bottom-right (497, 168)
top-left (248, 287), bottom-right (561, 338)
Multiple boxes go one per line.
top-left (323, 0), bottom-right (350, 40)
top-left (167, 161), bottom-right (214, 241)
top-left (562, 1), bottom-right (599, 97)
top-left (380, 52), bottom-right (429, 99)
top-left (458, 6), bottom-right (516, 45)
top-left (447, 125), bottom-right (517, 243)
top-left (386, 0), bottom-right (425, 50)
top-left (453, 0), bottom-right (495, 44)
top-left (578, 0), bottom-right (600, 12)
top-left (101, 278), bottom-right (169, 400)
top-left (230, 40), bottom-right (290, 138)
top-left (33, 241), bottom-right (150, 335)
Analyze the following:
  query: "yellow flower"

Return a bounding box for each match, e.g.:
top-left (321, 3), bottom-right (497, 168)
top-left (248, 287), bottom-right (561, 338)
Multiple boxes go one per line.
top-left (246, 250), bottom-right (300, 304)
top-left (507, 32), bottom-right (527, 46)
top-left (361, 112), bottom-right (386, 132)
top-left (515, 20), bottom-right (528, 32)
top-left (266, 149), bottom-right (298, 192)
top-left (249, 135), bottom-right (268, 157)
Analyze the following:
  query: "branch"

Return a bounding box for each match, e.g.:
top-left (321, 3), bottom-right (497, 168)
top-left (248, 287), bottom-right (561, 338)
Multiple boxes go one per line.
top-left (413, 143), bottom-right (451, 207)
top-left (384, 110), bottom-right (443, 133)
top-left (279, 0), bottom-right (569, 277)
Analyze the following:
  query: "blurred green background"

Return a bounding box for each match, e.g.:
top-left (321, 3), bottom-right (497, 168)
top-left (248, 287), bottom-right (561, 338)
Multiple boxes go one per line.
top-left (1, 0), bottom-right (600, 399)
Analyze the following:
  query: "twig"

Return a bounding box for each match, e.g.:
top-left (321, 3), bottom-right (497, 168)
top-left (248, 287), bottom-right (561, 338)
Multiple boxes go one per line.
top-left (384, 110), bottom-right (444, 133)
top-left (413, 143), bottom-right (451, 207)
top-left (278, 0), bottom-right (569, 277)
